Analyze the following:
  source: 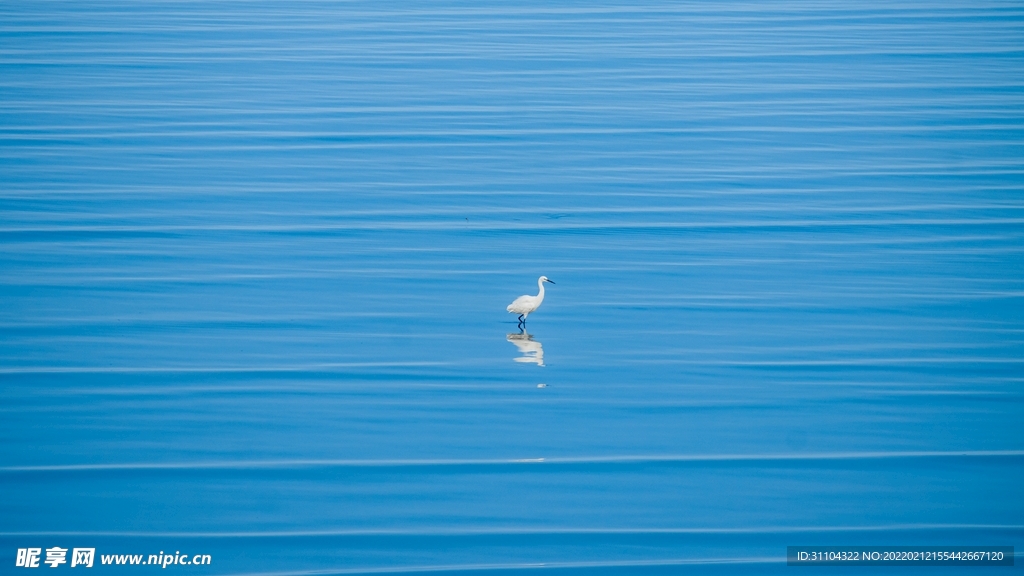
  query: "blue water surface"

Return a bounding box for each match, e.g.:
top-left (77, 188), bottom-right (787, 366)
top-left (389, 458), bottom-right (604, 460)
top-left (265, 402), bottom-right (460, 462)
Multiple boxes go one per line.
top-left (1, 1), bottom-right (1023, 573)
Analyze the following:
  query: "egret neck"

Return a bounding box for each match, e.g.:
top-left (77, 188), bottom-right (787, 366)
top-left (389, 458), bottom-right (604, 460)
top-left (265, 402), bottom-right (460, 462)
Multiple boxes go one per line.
top-left (535, 276), bottom-right (547, 306)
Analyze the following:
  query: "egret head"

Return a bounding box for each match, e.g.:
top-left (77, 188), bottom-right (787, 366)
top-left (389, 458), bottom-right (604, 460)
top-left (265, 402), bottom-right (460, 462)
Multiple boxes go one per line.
top-left (540, 276), bottom-right (555, 284)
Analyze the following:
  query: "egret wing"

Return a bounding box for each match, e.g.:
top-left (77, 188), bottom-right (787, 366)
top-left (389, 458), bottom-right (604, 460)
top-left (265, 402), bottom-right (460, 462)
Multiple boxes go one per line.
top-left (507, 295), bottom-right (533, 313)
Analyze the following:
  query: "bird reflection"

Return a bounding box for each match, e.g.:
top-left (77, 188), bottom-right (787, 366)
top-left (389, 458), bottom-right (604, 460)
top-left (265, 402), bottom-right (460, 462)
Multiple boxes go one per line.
top-left (507, 330), bottom-right (544, 366)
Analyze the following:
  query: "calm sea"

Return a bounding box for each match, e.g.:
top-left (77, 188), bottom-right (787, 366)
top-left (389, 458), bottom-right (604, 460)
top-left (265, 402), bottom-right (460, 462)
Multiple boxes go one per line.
top-left (2, 1), bottom-right (1022, 573)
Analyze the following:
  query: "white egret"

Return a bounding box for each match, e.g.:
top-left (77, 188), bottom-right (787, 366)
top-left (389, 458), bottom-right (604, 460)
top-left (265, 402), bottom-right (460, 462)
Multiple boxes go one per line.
top-left (507, 276), bottom-right (554, 327)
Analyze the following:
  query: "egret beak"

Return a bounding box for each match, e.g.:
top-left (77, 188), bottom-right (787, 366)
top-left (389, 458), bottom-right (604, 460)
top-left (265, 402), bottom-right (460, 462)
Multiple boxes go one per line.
top-left (545, 279), bottom-right (555, 284)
